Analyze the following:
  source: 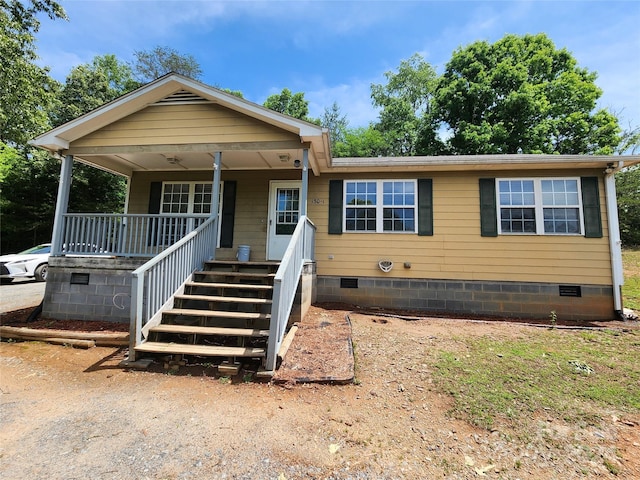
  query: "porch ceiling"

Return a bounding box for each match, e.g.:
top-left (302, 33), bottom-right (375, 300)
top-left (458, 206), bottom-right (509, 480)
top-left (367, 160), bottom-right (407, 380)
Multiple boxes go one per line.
top-left (73, 147), bottom-right (316, 175)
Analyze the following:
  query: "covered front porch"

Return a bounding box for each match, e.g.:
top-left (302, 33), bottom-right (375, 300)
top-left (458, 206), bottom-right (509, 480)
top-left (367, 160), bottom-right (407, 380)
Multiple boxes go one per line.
top-left (32, 74), bottom-right (331, 373)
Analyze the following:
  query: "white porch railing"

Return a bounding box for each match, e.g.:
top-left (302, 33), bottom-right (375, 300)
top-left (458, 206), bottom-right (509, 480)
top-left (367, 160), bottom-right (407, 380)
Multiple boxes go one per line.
top-left (54, 213), bottom-right (209, 257)
top-left (128, 215), bottom-right (218, 361)
top-left (265, 216), bottom-right (316, 371)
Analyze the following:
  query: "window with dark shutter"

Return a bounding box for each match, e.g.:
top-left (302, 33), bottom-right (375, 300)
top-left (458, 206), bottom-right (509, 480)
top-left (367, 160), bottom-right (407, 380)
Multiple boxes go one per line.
top-left (328, 180), bottom-right (343, 235)
top-left (417, 178), bottom-right (433, 236)
top-left (581, 176), bottom-right (603, 238)
top-left (479, 178), bottom-right (498, 237)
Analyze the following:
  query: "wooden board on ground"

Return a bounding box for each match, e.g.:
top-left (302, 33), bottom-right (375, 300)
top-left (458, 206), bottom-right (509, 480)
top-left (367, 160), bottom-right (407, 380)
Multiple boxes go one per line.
top-left (273, 313), bottom-right (354, 384)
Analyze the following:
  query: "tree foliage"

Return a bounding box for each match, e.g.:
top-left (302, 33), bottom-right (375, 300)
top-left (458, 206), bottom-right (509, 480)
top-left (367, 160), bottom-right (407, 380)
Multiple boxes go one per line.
top-left (433, 33), bottom-right (621, 155)
top-left (1, 52), bottom-right (132, 253)
top-left (617, 126), bottom-right (640, 155)
top-left (371, 53), bottom-right (443, 156)
top-left (0, 143), bottom-right (61, 251)
top-left (616, 166), bottom-right (640, 247)
top-left (0, 0), bottom-right (66, 145)
top-left (131, 46), bottom-right (202, 82)
top-left (321, 101), bottom-right (348, 146)
top-left (50, 55), bottom-right (134, 215)
top-left (332, 126), bottom-right (387, 157)
top-left (263, 88), bottom-right (319, 123)
top-left (52, 54), bottom-right (139, 126)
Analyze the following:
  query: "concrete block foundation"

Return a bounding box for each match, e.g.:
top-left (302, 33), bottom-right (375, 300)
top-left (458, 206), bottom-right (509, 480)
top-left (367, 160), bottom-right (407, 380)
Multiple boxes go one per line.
top-left (43, 257), bottom-right (148, 323)
top-left (316, 275), bottom-right (616, 322)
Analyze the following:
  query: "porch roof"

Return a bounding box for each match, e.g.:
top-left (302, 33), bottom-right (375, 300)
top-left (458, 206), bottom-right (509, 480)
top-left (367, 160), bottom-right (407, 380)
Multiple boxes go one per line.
top-left (32, 73), bottom-right (332, 177)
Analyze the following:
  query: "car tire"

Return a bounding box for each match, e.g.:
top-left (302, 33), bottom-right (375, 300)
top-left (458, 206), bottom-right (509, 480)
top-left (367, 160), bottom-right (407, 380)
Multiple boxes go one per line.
top-left (0, 277), bottom-right (14, 284)
top-left (34, 263), bottom-right (48, 282)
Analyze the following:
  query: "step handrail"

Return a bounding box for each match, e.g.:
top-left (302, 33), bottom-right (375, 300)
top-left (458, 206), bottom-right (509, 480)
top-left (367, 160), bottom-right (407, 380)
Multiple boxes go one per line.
top-left (265, 216), bottom-right (316, 371)
top-left (128, 215), bottom-right (218, 361)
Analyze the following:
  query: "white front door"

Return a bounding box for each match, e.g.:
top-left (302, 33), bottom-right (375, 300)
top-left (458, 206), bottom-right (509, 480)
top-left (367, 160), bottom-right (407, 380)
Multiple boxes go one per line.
top-left (267, 181), bottom-right (301, 261)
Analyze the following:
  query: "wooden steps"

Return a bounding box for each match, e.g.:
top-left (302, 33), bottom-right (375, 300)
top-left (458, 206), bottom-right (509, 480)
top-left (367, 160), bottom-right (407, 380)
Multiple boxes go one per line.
top-left (173, 294), bottom-right (272, 305)
top-left (135, 342), bottom-right (266, 358)
top-left (163, 309), bottom-right (270, 320)
top-left (135, 259), bottom-right (278, 366)
top-left (185, 281), bottom-right (273, 291)
top-left (149, 325), bottom-right (269, 337)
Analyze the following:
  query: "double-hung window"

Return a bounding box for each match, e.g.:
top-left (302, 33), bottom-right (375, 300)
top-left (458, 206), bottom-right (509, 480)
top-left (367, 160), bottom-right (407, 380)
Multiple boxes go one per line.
top-left (159, 182), bottom-right (223, 245)
top-left (344, 180), bottom-right (416, 233)
top-left (498, 178), bottom-right (582, 235)
top-left (162, 182), bottom-right (214, 215)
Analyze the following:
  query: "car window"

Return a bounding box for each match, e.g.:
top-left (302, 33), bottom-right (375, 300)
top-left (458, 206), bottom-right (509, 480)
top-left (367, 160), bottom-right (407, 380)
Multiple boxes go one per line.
top-left (18, 245), bottom-right (51, 255)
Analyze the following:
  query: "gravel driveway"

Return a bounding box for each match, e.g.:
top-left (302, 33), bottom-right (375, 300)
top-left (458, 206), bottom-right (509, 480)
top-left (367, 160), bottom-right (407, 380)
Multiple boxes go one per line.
top-left (1, 307), bottom-right (637, 479)
top-left (0, 279), bottom-right (45, 313)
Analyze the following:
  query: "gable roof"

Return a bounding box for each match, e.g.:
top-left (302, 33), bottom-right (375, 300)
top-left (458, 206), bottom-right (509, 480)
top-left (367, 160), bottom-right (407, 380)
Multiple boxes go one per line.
top-left (32, 73), bottom-right (331, 175)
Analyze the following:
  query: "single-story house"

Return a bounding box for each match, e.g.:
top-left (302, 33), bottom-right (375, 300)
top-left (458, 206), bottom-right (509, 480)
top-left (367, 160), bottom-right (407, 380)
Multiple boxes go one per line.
top-left (32, 73), bottom-right (640, 373)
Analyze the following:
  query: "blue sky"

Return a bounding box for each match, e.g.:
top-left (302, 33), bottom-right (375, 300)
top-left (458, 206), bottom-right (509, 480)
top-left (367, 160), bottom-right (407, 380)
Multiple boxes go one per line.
top-left (35, 0), bottom-right (640, 131)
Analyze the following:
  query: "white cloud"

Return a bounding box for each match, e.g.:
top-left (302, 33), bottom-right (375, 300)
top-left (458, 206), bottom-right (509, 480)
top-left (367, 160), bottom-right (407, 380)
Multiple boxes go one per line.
top-left (306, 78), bottom-right (380, 128)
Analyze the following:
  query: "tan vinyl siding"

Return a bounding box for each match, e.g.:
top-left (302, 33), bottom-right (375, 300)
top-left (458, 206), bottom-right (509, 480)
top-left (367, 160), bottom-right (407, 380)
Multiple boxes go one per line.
top-left (71, 104), bottom-right (300, 148)
top-left (128, 170), bottom-right (300, 261)
top-left (308, 170), bottom-right (612, 286)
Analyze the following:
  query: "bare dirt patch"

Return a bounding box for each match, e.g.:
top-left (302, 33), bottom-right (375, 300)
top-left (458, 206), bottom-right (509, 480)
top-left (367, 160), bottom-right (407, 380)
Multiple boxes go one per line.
top-left (1, 305), bottom-right (639, 479)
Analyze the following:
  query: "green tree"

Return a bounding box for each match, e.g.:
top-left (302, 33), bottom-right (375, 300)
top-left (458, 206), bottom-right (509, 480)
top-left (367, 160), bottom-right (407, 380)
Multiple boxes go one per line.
top-left (0, 0), bottom-right (66, 145)
top-left (52, 54), bottom-right (138, 126)
top-left (131, 46), bottom-right (202, 82)
top-left (616, 166), bottom-right (640, 246)
top-left (0, 143), bottom-right (61, 251)
top-left (2, 52), bottom-right (134, 253)
top-left (263, 88), bottom-right (319, 123)
top-left (332, 126), bottom-right (387, 158)
top-left (321, 101), bottom-right (348, 146)
top-left (51, 55), bottom-right (137, 214)
top-left (434, 33), bottom-right (621, 154)
top-left (617, 126), bottom-right (640, 155)
top-left (371, 54), bottom-right (443, 156)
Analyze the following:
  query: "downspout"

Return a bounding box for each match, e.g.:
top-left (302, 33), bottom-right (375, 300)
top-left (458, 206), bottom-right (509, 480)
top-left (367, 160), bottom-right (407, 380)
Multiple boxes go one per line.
top-left (604, 160), bottom-right (624, 316)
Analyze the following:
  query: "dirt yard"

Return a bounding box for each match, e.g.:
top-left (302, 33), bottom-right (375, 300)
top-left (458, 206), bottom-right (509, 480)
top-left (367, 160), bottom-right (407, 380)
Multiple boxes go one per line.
top-left (1, 305), bottom-right (639, 479)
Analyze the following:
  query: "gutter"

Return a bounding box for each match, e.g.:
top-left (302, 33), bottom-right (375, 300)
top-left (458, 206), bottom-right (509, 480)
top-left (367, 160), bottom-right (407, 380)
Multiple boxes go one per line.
top-left (604, 160), bottom-right (625, 316)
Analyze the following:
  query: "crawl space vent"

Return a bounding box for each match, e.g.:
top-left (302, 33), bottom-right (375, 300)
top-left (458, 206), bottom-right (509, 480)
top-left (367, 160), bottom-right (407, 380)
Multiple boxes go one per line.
top-left (340, 278), bottom-right (359, 289)
top-left (559, 285), bottom-right (581, 297)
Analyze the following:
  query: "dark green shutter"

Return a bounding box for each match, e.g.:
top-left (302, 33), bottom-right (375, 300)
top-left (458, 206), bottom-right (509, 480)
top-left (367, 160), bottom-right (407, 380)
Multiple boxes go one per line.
top-left (479, 178), bottom-right (498, 237)
top-left (581, 176), bottom-right (602, 238)
top-left (220, 181), bottom-right (236, 248)
top-left (148, 182), bottom-right (162, 214)
top-left (417, 178), bottom-right (433, 236)
top-left (147, 182), bottom-right (163, 246)
top-left (328, 180), bottom-right (343, 234)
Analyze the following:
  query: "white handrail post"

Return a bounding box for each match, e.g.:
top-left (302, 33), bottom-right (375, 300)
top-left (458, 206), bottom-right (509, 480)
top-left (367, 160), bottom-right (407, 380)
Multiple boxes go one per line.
top-left (128, 270), bottom-right (143, 362)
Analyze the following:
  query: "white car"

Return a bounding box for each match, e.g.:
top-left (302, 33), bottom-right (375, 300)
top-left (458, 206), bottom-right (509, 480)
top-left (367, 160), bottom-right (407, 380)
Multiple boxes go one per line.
top-left (0, 243), bottom-right (51, 282)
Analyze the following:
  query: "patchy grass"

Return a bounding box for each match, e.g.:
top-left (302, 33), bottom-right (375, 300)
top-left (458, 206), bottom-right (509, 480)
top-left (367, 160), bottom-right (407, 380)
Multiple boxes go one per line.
top-left (623, 248), bottom-right (640, 311)
top-left (432, 328), bottom-right (640, 432)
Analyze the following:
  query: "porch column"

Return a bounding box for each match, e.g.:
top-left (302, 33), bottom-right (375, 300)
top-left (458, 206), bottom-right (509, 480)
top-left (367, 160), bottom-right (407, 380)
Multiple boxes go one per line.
top-left (211, 152), bottom-right (222, 251)
top-left (300, 148), bottom-right (309, 216)
top-left (50, 154), bottom-right (74, 256)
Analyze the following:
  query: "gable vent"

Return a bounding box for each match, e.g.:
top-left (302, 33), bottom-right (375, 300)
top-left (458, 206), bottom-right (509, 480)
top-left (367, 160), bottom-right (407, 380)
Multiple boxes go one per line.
top-left (155, 90), bottom-right (211, 105)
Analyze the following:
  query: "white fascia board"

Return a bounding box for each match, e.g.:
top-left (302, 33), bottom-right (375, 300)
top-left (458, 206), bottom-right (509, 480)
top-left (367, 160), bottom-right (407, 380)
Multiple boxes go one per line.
top-left (331, 154), bottom-right (640, 169)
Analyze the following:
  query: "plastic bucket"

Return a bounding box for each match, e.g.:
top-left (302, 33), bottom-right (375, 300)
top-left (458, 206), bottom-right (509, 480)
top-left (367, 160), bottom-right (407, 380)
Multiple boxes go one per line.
top-left (236, 245), bottom-right (250, 262)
